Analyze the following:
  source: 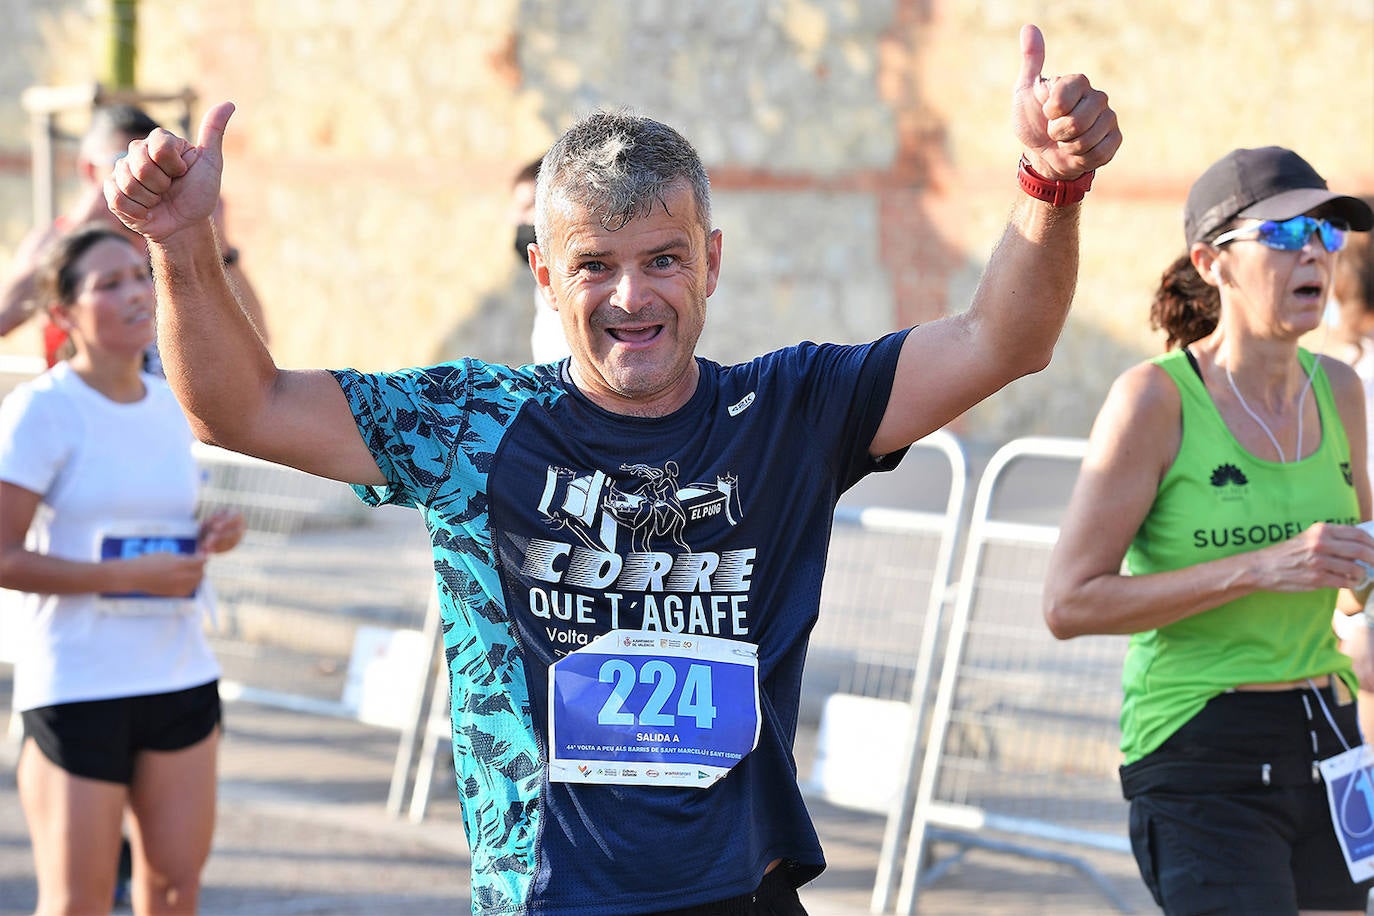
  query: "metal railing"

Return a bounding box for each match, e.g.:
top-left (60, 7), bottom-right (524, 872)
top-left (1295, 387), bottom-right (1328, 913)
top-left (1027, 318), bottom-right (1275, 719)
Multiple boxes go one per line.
top-left (897, 436), bottom-right (1134, 914)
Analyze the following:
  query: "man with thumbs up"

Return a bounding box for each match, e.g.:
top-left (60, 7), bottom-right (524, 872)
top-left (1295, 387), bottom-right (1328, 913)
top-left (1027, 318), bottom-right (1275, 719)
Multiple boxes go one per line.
top-left (106, 23), bottom-right (1118, 916)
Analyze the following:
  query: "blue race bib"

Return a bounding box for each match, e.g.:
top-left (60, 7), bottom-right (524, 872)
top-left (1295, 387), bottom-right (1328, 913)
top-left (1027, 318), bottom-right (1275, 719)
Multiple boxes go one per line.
top-left (94, 524), bottom-right (200, 615)
top-left (548, 630), bottom-right (761, 788)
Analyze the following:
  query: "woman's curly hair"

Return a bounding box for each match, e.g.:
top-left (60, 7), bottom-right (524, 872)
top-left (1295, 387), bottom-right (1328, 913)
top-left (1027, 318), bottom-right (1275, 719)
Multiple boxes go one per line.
top-left (1150, 252), bottom-right (1219, 350)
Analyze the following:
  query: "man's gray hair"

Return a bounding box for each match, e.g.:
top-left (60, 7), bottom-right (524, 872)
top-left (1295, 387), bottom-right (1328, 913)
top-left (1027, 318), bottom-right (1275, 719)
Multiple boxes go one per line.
top-left (535, 109), bottom-right (711, 248)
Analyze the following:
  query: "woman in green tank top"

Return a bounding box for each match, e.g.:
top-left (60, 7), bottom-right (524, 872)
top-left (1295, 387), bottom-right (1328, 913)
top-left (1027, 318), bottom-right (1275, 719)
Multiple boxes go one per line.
top-left (1044, 148), bottom-right (1374, 915)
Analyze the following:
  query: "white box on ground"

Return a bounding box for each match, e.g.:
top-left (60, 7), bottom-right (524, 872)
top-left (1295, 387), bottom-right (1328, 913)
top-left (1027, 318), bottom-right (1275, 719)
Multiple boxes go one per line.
top-left (806, 692), bottom-right (912, 814)
top-left (342, 625), bottom-right (430, 730)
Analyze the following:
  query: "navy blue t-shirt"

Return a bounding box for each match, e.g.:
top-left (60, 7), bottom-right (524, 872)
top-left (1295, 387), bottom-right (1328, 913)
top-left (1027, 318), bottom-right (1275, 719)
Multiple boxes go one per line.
top-left (330, 330), bottom-right (909, 915)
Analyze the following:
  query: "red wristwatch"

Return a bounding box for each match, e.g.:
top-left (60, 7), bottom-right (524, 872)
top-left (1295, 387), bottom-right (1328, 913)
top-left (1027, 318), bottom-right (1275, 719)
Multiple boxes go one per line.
top-left (1017, 156), bottom-right (1095, 207)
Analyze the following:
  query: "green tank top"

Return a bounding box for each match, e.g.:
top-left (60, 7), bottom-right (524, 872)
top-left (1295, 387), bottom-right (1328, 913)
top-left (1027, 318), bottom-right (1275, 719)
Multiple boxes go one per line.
top-left (1120, 347), bottom-right (1359, 763)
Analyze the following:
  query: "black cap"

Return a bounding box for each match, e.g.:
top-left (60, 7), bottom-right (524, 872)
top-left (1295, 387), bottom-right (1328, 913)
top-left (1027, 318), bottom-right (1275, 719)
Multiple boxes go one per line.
top-left (1184, 146), bottom-right (1374, 247)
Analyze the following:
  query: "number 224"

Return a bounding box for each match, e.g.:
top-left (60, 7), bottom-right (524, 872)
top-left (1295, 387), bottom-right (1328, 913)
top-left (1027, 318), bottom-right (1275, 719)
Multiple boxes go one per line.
top-left (596, 660), bottom-right (718, 729)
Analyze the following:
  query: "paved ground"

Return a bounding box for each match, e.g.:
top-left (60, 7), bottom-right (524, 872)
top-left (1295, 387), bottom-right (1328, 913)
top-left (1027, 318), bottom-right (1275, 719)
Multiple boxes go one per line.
top-left (0, 675), bottom-right (1156, 915)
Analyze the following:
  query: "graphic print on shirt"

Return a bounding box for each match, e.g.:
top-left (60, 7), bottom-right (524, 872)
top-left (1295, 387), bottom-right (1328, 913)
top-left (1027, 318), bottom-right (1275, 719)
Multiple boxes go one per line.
top-left (538, 460), bottom-right (742, 553)
top-left (1193, 450), bottom-right (1359, 552)
top-left (503, 459), bottom-right (753, 654)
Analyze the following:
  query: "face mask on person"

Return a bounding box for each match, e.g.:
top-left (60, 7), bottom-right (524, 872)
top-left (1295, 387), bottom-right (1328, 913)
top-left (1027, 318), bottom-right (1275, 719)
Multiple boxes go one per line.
top-left (514, 224), bottom-right (537, 261)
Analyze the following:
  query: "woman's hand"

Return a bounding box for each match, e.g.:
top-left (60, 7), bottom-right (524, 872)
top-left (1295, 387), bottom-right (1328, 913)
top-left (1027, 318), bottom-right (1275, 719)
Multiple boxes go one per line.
top-left (116, 551), bottom-right (208, 598)
top-left (1251, 522), bottom-right (1374, 594)
top-left (199, 510), bottom-right (247, 554)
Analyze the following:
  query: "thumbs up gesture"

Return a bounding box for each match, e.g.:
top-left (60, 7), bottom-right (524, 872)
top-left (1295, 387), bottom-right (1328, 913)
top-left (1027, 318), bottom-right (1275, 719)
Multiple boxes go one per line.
top-left (1012, 25), bottom-right (1121, 181)
top-left (105, 101), bottom-right (237, 243)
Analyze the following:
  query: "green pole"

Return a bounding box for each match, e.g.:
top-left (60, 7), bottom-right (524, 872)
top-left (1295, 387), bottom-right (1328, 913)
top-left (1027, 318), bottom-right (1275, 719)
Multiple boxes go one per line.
top-left (108, 0), bottom-right (137, 89)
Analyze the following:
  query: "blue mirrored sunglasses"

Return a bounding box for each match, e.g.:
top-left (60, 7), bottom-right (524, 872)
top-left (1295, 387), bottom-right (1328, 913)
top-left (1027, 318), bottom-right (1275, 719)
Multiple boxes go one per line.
top-left (1212, 215), bottom-right (1347, 253)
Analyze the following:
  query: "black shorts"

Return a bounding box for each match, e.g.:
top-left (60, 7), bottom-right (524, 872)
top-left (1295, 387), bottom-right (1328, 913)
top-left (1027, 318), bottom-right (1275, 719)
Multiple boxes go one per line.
top-left (646, 865), bottom-right (808, 915)
top-left (1120, 684), bottom-right (1372, 914)
top-left (21, 680), bottom-right (221, 785)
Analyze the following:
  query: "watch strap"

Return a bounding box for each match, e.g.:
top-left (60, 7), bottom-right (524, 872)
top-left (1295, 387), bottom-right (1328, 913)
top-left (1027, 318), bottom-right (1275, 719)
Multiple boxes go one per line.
top-left (1017, 156), bottom-right (1095, 207)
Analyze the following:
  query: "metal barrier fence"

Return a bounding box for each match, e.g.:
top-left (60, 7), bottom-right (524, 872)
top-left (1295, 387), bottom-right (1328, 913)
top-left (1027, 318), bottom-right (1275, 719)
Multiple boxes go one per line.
top-left (897, 436), bottom-right (1134, 914)
top-left (194, 444), bottom-right (437, 727)
top-left (802, 430), bottom-right (967, 914)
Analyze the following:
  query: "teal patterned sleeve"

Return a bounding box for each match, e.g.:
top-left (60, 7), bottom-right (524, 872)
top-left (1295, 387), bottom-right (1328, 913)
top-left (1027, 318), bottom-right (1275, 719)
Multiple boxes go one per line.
top-left (328, 362), bottom-right (474, 509)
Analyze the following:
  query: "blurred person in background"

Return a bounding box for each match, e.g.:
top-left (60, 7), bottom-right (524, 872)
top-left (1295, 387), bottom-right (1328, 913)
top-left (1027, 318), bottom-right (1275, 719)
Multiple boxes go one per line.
top-left (0, 103), bottom-right (269, 370)
top-left (511, 152), bottom-right (571, 364)
top-left (1044, 147), bottom-right (1374, 914)
top-left (1326, 198), bottom-right (1374, 745)
top-left (108, 25), bottom-right (1119, 916)
top-left (0, 225), bottom-right (245, 915)
top-left (0, 103), bottom-right (261, 910)
top-left (1328, 198), bottom-right (1374, 479)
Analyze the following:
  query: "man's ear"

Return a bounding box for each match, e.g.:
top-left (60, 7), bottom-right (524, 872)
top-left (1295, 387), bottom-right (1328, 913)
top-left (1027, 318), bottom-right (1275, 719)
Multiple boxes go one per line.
top-left (530, 243), bottom-right (557, 310)
top-left (704, 228), bottom-right (723, 298)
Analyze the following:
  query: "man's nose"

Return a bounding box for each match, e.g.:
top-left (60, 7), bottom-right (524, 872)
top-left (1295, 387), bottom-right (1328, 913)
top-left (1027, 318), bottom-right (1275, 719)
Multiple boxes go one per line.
top-left (610, 270), bottom-right (649, 313)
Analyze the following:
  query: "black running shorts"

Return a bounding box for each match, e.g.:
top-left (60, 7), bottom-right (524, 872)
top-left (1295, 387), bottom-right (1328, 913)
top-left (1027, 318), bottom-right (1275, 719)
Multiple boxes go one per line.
top-left (1121, 685), bottom-right (1371, 914)
top-left (21, 679), bottom-right (221, 784)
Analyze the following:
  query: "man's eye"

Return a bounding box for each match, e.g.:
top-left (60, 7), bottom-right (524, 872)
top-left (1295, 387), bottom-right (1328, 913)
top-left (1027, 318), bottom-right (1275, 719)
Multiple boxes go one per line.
top-left (580, 261), bottom-right (606, 273)
top-left (652, 255), bottom-right (676, 269)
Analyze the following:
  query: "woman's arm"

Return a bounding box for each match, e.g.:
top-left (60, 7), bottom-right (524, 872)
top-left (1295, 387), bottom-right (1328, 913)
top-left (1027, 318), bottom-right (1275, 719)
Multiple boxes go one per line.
top-left (0, 481), bottom-right (207, 598)
top-left (1044, 361), bottom-right (1374, 639)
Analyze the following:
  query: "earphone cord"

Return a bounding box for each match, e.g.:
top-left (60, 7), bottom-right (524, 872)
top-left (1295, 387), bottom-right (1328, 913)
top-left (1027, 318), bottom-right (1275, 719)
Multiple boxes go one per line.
top-left (1227, 364), bottom-right (1316, 463)
top-left (1224, 317), bottom-right (1328, 463)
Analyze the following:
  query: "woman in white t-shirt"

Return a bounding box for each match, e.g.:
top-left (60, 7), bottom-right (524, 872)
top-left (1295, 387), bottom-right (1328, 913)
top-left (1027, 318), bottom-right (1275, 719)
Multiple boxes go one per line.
top-left (0, 225), bottom-right (244, 914)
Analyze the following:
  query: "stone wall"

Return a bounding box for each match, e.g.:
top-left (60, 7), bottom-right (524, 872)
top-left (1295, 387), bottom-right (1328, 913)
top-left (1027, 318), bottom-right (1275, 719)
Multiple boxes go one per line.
top-left (0, 0), bottom-right (1370, 443)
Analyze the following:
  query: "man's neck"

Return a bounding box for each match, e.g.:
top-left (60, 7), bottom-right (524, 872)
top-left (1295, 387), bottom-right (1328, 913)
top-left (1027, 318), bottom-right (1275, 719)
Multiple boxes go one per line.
top-left (566, 360), bottom-right (700, 419)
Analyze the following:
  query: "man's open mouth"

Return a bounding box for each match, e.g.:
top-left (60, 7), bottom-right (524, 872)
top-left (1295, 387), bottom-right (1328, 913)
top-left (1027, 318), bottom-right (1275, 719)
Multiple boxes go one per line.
top-left (607, 325), bottom-right (662, 343)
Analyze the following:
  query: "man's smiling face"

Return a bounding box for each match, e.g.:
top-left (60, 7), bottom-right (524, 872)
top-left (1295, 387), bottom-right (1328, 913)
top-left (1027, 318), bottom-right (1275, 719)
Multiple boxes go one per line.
top-left (532, 181), bottom-right (722, 418)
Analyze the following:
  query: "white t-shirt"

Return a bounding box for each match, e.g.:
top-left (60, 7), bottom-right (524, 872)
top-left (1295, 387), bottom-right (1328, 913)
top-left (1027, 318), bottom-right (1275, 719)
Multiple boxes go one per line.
top-left (0, 362), bottom-right (220, 711)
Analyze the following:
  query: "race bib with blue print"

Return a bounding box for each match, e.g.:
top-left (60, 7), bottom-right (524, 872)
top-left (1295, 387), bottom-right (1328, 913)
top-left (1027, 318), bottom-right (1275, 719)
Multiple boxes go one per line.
top-left (548, 630), bottom-right (761, 787)
top-left (94, 523), bottom-right (200, 615)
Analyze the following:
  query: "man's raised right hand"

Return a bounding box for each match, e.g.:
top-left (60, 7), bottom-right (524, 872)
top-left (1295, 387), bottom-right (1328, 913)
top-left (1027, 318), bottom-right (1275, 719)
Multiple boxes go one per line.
top-left (105, 101), bottom-right (236, 244)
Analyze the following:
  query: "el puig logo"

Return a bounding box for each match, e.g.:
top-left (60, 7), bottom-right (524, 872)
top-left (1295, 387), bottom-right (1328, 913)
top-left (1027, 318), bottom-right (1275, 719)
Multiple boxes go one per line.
top-left (1210, 463), bottom-right (1249, 487)
top-left (537, 460), bottom-right (744, 553)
